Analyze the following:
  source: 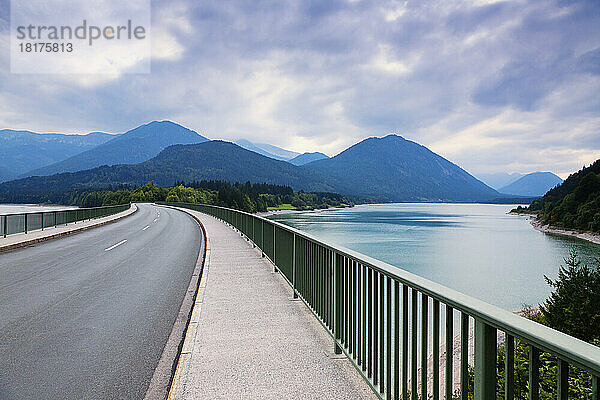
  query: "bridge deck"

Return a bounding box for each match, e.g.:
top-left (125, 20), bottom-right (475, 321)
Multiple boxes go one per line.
top-left (169, 209), bottom-right (375, 400)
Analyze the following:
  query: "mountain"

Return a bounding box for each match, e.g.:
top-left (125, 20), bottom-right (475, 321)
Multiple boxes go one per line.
top-left (289, 152), bottom-right (329, 166)
top-left (499, 172), bottom-right (563, 197)
top-left (476, 172), bottom-right (523, 190)
top-left (0, 135), bottom-right (502, 204)
top-left (235, 139), bottom-right (299, 161)
top-left (302, 135), bottom-right (499, 202)
top-left (520, 160), bottom-right (600, 232)
top-left (0, 129), bottom-right (115, 182)
top-left (26, 121), bottom-right (208, 177)
top-left (0, 141), bottom-right (332, 203)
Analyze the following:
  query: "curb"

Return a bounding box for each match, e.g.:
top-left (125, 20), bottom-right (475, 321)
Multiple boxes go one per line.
top-left (143, 204), bottom-right (208, 400)
top-left (0, 204), bottom-right (138, 253)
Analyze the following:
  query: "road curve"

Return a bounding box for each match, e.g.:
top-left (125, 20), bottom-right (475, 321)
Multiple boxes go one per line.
top-left (0, 203), bottom-right (201, 400)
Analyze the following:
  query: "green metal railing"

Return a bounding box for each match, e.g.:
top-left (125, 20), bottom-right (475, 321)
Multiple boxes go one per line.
top-left (163, 202), bottom-right (600, 400)
top-left (1, 204), bottom-right (130, 238)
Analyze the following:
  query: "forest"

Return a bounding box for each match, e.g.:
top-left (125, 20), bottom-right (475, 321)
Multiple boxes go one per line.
top-left (77, 181), bottom-right (354, 213)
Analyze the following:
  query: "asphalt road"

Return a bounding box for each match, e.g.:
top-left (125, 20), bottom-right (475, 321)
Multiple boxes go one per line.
top-left (0, 204), bottom-right (201, 400)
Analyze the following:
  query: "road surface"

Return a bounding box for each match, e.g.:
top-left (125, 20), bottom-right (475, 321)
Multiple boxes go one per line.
top-left (0, 203), bottom-right (201, 400)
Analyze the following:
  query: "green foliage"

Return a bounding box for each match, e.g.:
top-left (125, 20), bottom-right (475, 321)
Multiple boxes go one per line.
top-left (76, 180), bottom-right (353, 214)
top-left (540, 248), bottom-right (600, 343)
top-left (515, 159), bottom-right (600, 233)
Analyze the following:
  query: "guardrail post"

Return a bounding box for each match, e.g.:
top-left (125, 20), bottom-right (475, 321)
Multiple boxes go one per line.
top-left (273, 225), bottom-right (278, 273)
top-left (292, 234), bottom-right (298, 299)
top-left (593, 375), bottom-right (599, 400)
top-left (474, 319), bottom-right (496, 400)
top-left (24, 213), bottom-right (28, 234)
top-left (333, 252), bottom-right (342, 354)
top-left (41, 212), bottom-right (44, 231)
top-left (3, 215), bottom-right (7, 238)
top-left (261, 220), bottom-right (265, 258)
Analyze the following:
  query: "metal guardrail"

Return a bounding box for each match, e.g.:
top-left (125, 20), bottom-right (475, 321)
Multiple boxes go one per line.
top-left (1, 204), bottom-right (130, 238)
top-left (163, 202), bottom-right (600, 400)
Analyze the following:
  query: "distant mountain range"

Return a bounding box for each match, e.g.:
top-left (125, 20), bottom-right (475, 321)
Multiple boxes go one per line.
top-left (0, 133), bottom-right (505, 204)
top-left (235, 139), bottom-right (300, 161)
top-left (498, 172), bottom-right (563, 197)
top-left (0, 129), bottom-right (115, 182)
top-left (26, 121), bottom-right (208, 177)
top-left (289, 152), bottom-right (329, 166)
top-left (0, 120), bottom-right (566, 205)
top-left (476, 172), bottom-right (523, 190)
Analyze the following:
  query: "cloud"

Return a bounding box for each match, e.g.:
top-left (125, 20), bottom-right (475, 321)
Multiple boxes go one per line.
top-left (0, 0), bottom-right (599, 176)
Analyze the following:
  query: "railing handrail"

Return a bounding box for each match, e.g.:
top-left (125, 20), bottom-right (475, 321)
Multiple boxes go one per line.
top-left (0, 203), bottom-right (128, 218)
top-left (164, 202), bottom-right (600, 375)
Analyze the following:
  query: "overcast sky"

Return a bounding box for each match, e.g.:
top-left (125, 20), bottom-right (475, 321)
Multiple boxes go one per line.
top-left (1, 0), bottom-right (599, 177)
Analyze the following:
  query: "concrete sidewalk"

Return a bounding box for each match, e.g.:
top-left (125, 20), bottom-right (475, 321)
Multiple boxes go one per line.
top-left (0, 204), bottom-right (137, 252)
top-left (169, 209), bottom-right (375, 400)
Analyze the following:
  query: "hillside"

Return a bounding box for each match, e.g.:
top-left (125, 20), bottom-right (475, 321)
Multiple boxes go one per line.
top-left (26, 121), bottom-right (208, 177)
top-left (289, 152), bottom-right (329, 166)
top-left (519, 160), bottom-right (600, 232)
top-left (0, 129), bottom-right (115, 182)
top-left (499, 172), bottom-right (562, 197)
top-left (302, 135), bottom-right (499, 202)
top-left (0, 141), bottom-right (332, 203)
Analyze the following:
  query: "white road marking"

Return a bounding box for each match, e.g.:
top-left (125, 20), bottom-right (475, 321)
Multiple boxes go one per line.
top-left (142, 225), bottom-right (150, 231)
top-left (104, 239), bottom-right (127, 251)
top-left (153, 218), bottom-right (158, 223)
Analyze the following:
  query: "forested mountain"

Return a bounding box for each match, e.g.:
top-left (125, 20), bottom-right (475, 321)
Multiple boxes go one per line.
top-left (0, 129), bottom-right (115, 182)
top-left (499, 172), bottom-right (562, 197)
top-left (0, 135), bottom-right (504, 204)
top-left (302, 135), bottom-right (499, 202)
top-left (289, 152), bottom-right (329, 166)
top-left (517, 160), bottom-right (600, 232)
top-left (26, 121), bottom-right (208, 177)
top-left (0, 141), bottom-right (331, 203)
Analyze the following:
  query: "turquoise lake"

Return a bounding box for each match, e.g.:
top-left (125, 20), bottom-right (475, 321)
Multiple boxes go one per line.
top-left (269, 203), bottom-right (600, 311)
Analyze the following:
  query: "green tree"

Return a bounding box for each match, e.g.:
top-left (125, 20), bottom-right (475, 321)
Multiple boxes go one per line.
top-left (540, 248), bottom-right (600, 342)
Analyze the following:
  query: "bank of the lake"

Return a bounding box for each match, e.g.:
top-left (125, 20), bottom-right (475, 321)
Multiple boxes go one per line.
top-left (269, 203), bottom-right (600, 312)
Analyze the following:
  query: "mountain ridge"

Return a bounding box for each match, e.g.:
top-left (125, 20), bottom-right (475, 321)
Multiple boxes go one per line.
top-left (26, 121), bottom-right (208, 177)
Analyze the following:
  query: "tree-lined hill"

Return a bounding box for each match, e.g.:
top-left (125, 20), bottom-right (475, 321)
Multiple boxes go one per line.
top-left (515, 160), bottom-right (600, 232)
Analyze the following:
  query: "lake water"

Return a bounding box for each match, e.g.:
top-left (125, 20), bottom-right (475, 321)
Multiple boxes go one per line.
top-left (0, 204), bottom-right (77, 214)
top-left (269, 203), bottom-right (600, 311)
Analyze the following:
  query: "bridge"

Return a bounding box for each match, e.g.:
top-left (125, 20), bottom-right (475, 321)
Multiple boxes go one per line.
top-left (1, 202), bottom-right (599, 399)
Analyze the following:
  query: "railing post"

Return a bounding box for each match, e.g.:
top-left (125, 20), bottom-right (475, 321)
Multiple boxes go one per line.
top-left (41, 212), bottom-right (44, 231)
top-left (593, 375), bottom-right (599, 400)
top-left (261, 220), bottom-right (265, 258)
top-left (3, 215), bottom-right (7, 238)
top-left (474, 319), bottom-right (496, 400)
top-left (24, 213), bottom-right (28, 234)
top-left (273, 225), bottom-right (278, 273)
top-left (333, 252), bottom-right (342, 354)
top-left (292, 233), bottom-right (298, 299)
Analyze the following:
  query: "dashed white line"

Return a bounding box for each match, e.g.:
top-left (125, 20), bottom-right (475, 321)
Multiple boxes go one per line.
top-left (104, 239), bottom-right (127, 252)
top-left (142, 225), bottom-right (150, 231)
top-left (153, 218), bottom-right (158, 223)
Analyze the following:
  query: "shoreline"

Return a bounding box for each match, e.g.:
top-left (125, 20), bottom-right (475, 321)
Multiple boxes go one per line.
top-left (530, 218), bottom-right (600, 246)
